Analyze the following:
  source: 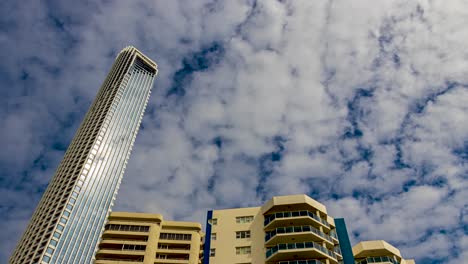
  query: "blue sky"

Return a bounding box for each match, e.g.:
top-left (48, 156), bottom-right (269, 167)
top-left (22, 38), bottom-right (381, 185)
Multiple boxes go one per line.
top-left (1, 0), bottom-right (468, 263)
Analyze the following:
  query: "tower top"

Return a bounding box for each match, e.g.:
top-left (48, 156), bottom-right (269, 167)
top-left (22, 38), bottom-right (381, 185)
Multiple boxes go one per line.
top-left (120, 46), bottom-right (158, 71)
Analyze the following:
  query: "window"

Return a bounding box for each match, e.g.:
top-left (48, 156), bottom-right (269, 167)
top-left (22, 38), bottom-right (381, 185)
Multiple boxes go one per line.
top-left (156, 254), bottom-right (167, 259)
top-left (209, 218), bottom-right (218, 225)
top-left (236, 246), bottom-right (251, 255)
top-left (210, 248), bottom-right (216, 257)
top-left (105, 224), bottom-right (150, 233)
top-left (158, 244), bottom-right (168, 249)
top-left (236, 231), bottom-right (251, 239)
top-left (236, 216), bottom-right (254, 224)
top-left (159, 233), bottom-right (192, 241)
top-left (211, 233), bottom-right (217, 241)
top-left (49, 239), bottom-right (57, 247)
top-left (46, 247), bottom-right (54, 255)
top-left (122, 244), bottom-right (146, 251)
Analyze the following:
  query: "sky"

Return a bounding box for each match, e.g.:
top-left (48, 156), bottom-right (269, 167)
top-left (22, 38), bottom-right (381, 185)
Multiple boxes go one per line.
top-left (0, 0), bottom-right (467, 263)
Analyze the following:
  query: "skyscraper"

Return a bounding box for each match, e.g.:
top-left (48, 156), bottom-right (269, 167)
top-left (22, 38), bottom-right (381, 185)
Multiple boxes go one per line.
top-left (9, 47), bottom-right (158, 264)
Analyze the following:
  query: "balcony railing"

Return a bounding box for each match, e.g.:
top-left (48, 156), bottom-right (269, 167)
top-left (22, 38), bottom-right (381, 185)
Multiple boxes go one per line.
top-left (356, 256), bottom-right (400, 264)
top-left (265, 225), bottom-right (334, 244)
top-left (266, 241), bottom-right (337, 260)
top-left (105, 224), bottom-right (149, 233)
top-left (264, 211), bottom-right (330, 228)
top-left (95, 257), bottom-right (143, 262)
top-left (278, 260), bottom-right (325, 264)
top-left (101, 238), bottom-right (149, 244)
top-left (333, 246), bottom-right (342, 255)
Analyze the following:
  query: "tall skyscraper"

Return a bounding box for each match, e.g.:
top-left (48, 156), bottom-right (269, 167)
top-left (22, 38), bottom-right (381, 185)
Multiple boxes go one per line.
top-left (9, 47), bottom-right (158, 264)
top-left (95, 212), bottom-right (203, 264)
top-left (204, 194), bottom-right (349, 264)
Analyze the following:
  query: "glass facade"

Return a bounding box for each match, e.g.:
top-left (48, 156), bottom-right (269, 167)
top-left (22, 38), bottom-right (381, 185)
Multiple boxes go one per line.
top-left (9, 47), bottom-right (157, 264)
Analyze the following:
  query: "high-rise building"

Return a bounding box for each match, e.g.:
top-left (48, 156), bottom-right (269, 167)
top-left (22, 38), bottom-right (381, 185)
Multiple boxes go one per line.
top-left (95, 212), bottom-right (203, 264)
top-left (203, 194), bottom-right (351, 264)
top-left (9, 47), bottom-right (158, 264)
top-left (353, 240), bottom-right (416, 264)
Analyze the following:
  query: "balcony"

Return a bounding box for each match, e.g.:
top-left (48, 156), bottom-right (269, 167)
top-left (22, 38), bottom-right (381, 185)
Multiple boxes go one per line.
top-left (266, 241), bottom-right (338, 264)
top-left (264, 211), bottom-right (331, 231)
top-left (265, 225), bottom-right (334, 246)
top-left (329, 230), bottom-right (339, 243)
top-left (103, 229), bottom-right (149, 237)
top-left (155, 253), bottom-right (190, 264)
top-left (356, 256), bottom-right (400, 264)
top-left (95, 254), bottom-right (144, 263)
top-left (95, 258), bottom-right (143, 264)
top-left (157, 244), bottom-right (191, 254)
top-left (153, 259), bottom-right (190, 264)
top-left (96, 249), bottom-right (145, 256)
top-left (278, 260), bottom-right (325, 264)
top-left (100, 239), bottom-right (147, 246)
top-left (333, 246), bottom-right (342, 258)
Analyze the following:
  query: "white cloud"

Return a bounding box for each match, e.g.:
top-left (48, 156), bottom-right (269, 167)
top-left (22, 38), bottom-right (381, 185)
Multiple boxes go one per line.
top-left (2, 0), bottom-right (468, 262)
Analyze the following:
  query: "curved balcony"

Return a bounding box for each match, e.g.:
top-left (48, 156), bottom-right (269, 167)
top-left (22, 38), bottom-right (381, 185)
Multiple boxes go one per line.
top-left (356, 256), bottom-right (400, 264)
top-left (266, 241), bottom-right (338, 264)
top-left (329, 231), bottom-right (339, 244)
top-left (265, 225), bottom-right (334, 247)
top-left (264, 211), bottom-right (331, 231)
top-left (333, 246), bottom-right (342, 258)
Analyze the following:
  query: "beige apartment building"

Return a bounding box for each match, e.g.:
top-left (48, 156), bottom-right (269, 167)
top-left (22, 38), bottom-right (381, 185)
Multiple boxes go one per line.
top-left (204, 195), bottom-right (348, 264)
top-left (353, 240), bottom-right (416, 264)
top-left (95, 212), bottom-right (203, 264)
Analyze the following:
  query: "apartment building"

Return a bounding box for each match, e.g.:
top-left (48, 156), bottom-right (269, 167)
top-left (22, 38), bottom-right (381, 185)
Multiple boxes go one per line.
top-left (204, 195), bottom-right (353, 264)
top-left (353, 240), bottom-right (416, 264)
top-left (95, 212), bottom-right (203, 264)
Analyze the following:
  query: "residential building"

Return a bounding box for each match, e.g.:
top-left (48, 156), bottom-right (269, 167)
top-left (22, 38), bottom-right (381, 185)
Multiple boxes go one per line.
top-left (353, 240), bottom-right (416, 264)
top-left (204, 194), bottom-right (352, 264)
top-left (9, 47), bottom-right (158, 264)
top-left (95, 212), bottom-right (203, 264)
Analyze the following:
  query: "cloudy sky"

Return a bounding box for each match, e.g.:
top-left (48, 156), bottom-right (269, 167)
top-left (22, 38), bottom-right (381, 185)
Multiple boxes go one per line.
top-left (1, 0), bottom-right (468, 262)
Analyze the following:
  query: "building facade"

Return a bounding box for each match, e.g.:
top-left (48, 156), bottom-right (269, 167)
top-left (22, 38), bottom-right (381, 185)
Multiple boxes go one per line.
top-left (204, 195), bottom-right (350, 264)
top-left (95, 212), bottom-right (203, 264)
top-left (353, 240), bottom-right (416, 264)
top-left (9, 47), bottom-right (158, 264)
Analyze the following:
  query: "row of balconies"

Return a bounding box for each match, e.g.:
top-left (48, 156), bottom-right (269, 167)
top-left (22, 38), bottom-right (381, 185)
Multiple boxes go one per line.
top-left (265, 241), bottom-right (340, 264)
top-left (265, 225), bottom-right (337, 246)
top-left (264, 210), bottom-right (331, 231)
top-left (262, 204), bottom-right (343, 264)
top-left (95, 250), bottom-right (191, 263)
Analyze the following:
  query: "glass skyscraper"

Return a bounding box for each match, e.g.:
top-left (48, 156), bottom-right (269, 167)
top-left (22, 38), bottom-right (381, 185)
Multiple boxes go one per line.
top-left (9, 47), bottom-right (158, 264)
